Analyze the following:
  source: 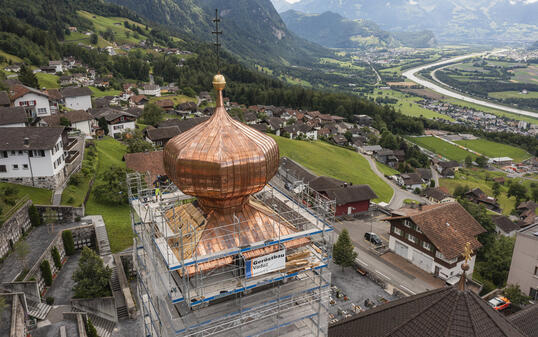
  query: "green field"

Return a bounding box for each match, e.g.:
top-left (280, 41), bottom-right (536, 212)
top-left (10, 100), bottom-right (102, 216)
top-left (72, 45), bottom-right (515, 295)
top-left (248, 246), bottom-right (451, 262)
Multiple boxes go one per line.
top-left (443, 97), bottom-right (538, 125)
top-left (84, 137), bottom-right (132, 253)
top-left (149, 94), bottom-right (196, 106)
top-left (319, 58), bottom-right (365, 71)
top-left (78, 11), bottom-right (147, 45)
top-left (0, 50), bottom-right (23, 64)
top-left (511, 65), bottom-right (538, 84)
top-left (36, 73), bottom-right (59, 89)
top-left (89, 86), bottom-right (122, 98)
top-left (376, 162), bottom-right (400, 176)
top-left (0, 182), bottom-right (52, 206)
top-left (270, 135), bottom-right (393, 203)
top-left (407, 136), bottom-right (476, 162)
top-left (369, 89), bottom-right (454, 121)
top-left (454, 139), bottom-right (531, 163)
top-left (488, 91), bottom-right (538, 99)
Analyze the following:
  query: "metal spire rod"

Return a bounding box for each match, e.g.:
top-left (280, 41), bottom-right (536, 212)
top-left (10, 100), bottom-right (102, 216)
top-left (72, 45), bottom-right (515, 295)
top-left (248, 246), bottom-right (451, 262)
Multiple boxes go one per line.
top-left (212, 8), bottom-right (222, 73)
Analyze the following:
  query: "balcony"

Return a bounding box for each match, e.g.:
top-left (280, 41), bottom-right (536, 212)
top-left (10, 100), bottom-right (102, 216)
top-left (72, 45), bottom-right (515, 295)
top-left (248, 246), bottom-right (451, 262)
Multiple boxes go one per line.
top-left (65, 150), bottom-right (80, 164)
top-left (65, 138), bottom-right (78, 151)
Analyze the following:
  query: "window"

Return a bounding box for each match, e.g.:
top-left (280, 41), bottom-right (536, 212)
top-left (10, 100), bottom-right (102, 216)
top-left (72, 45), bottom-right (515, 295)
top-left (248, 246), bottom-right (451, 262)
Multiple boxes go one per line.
top-left (393, 227), bottom-right (402, 236)
top-left (12, 164), bottom-right (19, 170)
top-left (423, 241), bottom-right (432, 251)
top-left (416, 226), bottom-right (422, 234)
top-left (530, 288), bottom-right (538, 301)
top-left (38, 150), bottom-right (45, 157)
top-left (2, 151), bottom-right (8, 158)
top-left (0, 165), bottom-right (6, 173)
top-left (534, 266), bottom-right (538, 277)
top-left (407, 234), bottom-right (417, 243)
top-left (11, 151), bottom-right (15, 155)
top-left (404, 220), bottom-right (412, 228)
top-left (23, 164), bottom-right (28, 170)
top-left (54, 162), bottom-right (57, 169)
top-left (37, 108), bottom-right (47, 115)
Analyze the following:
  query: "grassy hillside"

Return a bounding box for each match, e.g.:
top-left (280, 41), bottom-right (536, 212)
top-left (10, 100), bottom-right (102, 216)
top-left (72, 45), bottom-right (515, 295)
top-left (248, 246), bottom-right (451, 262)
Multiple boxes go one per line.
top-left (270, 135), bottom-right (393, 203)
top-left (77, 10), bottom-right (147, 45)
top-left (36, 73), bottom-right (59, 89)
top-left (454, 139), bottom-right (531, 163)
top-left (407, 136), bottom-right (476, 162)
top-left (84, 137), bottom-right (132, 253)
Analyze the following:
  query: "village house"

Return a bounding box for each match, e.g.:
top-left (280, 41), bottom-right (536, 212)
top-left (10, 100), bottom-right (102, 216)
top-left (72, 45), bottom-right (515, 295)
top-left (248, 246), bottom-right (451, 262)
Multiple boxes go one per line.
top-left (516, 201), bottom-right (537, 228)
top-left (415, 168), bottom-right (432, 184)
top-left (0, 107), bottom-right (26, 127)
top-left (59, 75), bottom-right (75, 86)
top-left (140, 84), bottom-right (161, 97)
top-left (435, 160), bottom-right (460, 178)
top-left (375, 149), bottom-right (398, 168)
top-left (507, 223), bottom-right (538, 300)
top-left (38, 110), bottom-right (94, 136)
top-left (145, 126), bottom-right (180, 147)
top-left (0, 127), bottom-right (70, 189)
top-left (464, 188), bottom-right (501, 213)
top-left (400, 173), bottom-right (423, 190)
top-left (10, 85), bottom-right (58, 117)
top-left (422, 187), bottom-right (455, 204)
top-left (360, 145), bottom-right (382, 155)
top-left (331, 134), bottom-right (347, 146)
top-left (92, 108), bottom-right (136, 138)
top-left (491, 214), bottom-right (519, 237)
top-left (4, 64), bottom-right (21, 73)
top-left (61, 86), bottom-right (93, 111)
top-left (386, 202), bottom-right (485, 280)
top-left (130, 95), bottom-right (149, 107)
top-left (48, 60), bottom-right (63, 73)
top-left (351, 114), bottom-right (373, 126)
top-left (199, 91), bottom-right (212, 102)
top-left (155, 99), bottom-right (175, 111)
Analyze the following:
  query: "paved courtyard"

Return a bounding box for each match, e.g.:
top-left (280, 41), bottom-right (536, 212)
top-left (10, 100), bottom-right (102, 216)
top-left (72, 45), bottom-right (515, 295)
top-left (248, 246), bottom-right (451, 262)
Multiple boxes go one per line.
top-left (333, 214), bottom-right (391, 250)
top-left (46, 252), bottom-right (81, 305)
top-left (0, 222), bottom-right (81, 283)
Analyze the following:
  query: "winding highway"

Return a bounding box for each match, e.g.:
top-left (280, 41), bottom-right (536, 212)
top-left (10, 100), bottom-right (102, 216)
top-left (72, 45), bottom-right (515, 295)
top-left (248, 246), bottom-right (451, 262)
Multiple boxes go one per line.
top-left (402, 51), bottom-right (538, 119)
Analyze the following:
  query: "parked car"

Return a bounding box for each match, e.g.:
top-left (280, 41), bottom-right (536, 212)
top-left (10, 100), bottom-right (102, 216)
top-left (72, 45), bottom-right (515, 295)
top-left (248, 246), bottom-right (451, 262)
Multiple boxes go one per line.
top-left (488, 296), bottom-right (510, 311)
top-left (364, 232), bottom-right (382, 246)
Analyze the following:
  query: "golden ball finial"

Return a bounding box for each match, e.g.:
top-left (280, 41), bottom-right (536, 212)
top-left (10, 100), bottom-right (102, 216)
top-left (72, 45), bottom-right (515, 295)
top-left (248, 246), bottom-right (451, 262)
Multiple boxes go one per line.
top-left (213, 74), bottom-right (226, 91)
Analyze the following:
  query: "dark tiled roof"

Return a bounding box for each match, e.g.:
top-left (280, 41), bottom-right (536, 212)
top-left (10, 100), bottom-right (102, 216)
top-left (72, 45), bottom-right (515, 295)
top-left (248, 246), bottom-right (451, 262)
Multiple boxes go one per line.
top-left (157, 117), bottom-right (209, 132)
top-left (491, 215), bottom-right (519, 233)
top-left (325, 185), bottom-right (378, 205)
top-left (466, 187), bottom-right (485, 198)
top-left (423, 187), bottom-right (450, 201)
top-left (60, 86), bottom-right (93, 98)
top-left (415, 168), bottom-right (432, 180)
top-left (401, 173), bottom-right (423, 186)
top-left (508, 303), bottom-right (538, 337)
top-left (92, 108), bottom-right (135, 122)
top-left (124, 151), bottom-right (165, 183)
top-left (0, 91), bottom-right (10, 106)
top-left (329, 286), bottom-right (526, 337)
top-left (46, 89), bottom-right (63, 101)
top-left (517, 201), bottom-right (537, 211)
top-left (41, 110), bottom-right (93, 125)
top-left (0, 127), bottom-right (64, 150)
top-left (309, 176), bottom-right (345, 192)
top-left (439, 160), bottom-right (460, 168)
top-left (146, 126), bottom-right (180, 141)
top-left (388, 202), bottom-right (485, 259)
top-left (279, 157), bottom-right (316, 184)
top-left (10, 84), bottom-right (49, 100)
top-left (0, 107), bottom-right (26, 125)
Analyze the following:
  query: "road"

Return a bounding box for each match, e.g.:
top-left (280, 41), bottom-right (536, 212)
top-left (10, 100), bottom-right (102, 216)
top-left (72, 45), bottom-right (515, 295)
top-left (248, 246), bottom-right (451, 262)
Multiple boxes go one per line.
top-left (402, 51), bottom-right (538, 119)
top-left (360, 153), bottom-right (428, 209)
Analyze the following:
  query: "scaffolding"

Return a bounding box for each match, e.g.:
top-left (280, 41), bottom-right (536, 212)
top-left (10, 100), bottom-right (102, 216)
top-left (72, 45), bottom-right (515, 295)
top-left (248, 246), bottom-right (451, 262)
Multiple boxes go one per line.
top-left (127, 171), bottom-right (335, 337)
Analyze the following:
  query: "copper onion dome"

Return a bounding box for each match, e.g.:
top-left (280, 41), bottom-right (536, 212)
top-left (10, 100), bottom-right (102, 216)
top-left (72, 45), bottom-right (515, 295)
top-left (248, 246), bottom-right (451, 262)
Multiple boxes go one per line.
top-left (163, 74), bottom-right (279, 213)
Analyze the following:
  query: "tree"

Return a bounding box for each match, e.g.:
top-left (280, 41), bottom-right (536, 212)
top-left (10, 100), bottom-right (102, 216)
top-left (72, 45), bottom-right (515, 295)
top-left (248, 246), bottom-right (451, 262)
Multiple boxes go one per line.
top-left (19, 64), bottom-right (38, 88)
top-left (98, 117), bottom-right (109, 135)
top-left (90, 33), bottom-right (98, 45)
top-left (93, 167), bottom-right (129, 205)
top-left (503, 284), bottom-right (530, 306)
top-left (62, 230), bottom-right (75, 256)
top-left (124, 129), bottom-right (154, 153)
top-left (476, 236), bottom-right (515, 287)
top-left (492, 182), bottom-right (501, 199)
top-left (532, 187), bottom-right (538, 202)
top-left (454, 185), bottom-right (469, 198)
top-left (40, 260), bottom-right (53, 286)
top-left (15, 241), bottom-right (30, 271)
top-left (86, 319), bottom-right (99, 337)
top-left (475, 156), bottom-right (488, 168)
top-left (51, 246), bottom-right (62, 269)
top-left (508, 182), bottom-right (528, 205)
top-left (333, 229), bottom-right (357, 271)
top-left (73, 247), bottom-right (112, 298)
top-left (141, 103), bottom-right (163, 127)
top-left (28, 205), bottom-right (41, 227)
top-left (430, 180), bottom-right (435, 187)
top-left (465, 155), bottom-right (473, 167)
top-left (60, 117), bottom-right (71, 127)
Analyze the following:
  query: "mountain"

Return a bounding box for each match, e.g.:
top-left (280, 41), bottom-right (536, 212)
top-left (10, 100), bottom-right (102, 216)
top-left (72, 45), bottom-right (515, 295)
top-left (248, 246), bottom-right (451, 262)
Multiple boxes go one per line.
top-left (275, 0), bottom-right (538, 43)
top-left (280, 10), bottom-right (435, 49)
top-left (106, 0), bottom-right (330, 66)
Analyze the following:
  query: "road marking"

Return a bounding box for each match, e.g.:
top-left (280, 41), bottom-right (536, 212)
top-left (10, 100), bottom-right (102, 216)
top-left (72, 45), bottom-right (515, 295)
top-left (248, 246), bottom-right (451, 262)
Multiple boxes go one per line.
top-left (375, 270), bottom-right (390, 280)
top-left (356, 259), bottom-right (368, 267)
top-left (399, 285), bottom-right (416, 295)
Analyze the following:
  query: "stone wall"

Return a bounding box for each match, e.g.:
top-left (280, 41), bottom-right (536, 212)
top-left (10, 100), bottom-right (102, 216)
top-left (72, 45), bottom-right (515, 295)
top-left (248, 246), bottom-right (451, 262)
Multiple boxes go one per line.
top-left (71, 297), bottom-right (117, 323)
top-left (36, 205), bottom-right (84, 225)
top-left (0, 200), bottom-right (32, 259)
top-left (23, 224), bottom-right (95, 293)
top-left (0, 282), bottom-right (40, 302)
top-left (1, 169), bottom-right (66, 190)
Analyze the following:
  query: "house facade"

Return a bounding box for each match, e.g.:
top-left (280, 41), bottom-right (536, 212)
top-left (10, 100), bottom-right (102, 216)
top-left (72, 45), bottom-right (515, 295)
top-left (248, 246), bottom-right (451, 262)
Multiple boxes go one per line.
top-left (39, 110), bottom-right (94, 136)
top-left (507, 224), bottom-right (538, 300)
top-left (386, 202), bottom-right (485, 280)
top-left (93, 108), bottom-right (136, 138)
top-left (11, 85), bottom-right (57, 117)
top-left (0, 127), bottom-right (68, 189)
top-left (61, 87), bottom-right (93, 111)
top-left (141, 84), bottom-right (161, 97)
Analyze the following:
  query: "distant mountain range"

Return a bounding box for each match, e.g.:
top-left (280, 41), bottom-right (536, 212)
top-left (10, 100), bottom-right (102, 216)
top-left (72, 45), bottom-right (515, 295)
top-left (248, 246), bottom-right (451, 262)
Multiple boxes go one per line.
top-left (273, 0), bottom-right (538, 44)
top-left (106, 0), bottom-right (330, 66)
top-left (281, 10), bottom-right (436, 49)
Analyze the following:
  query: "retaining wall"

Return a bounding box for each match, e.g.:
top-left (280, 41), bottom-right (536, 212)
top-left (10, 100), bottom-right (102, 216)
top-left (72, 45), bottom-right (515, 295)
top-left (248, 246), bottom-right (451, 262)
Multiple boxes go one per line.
top-left (0, 200), bottom-right (32, 259)
top-left (71, 297), bottom-right (117, 323)
top-left (35, 205), bottom-right (84, 224)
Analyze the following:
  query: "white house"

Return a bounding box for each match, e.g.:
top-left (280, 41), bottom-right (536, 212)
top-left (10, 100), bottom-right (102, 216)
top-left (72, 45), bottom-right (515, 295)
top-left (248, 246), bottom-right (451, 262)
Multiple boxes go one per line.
top-left (49, 60), bottom-right (63, 73)
top-left (0, 127), bottom-right (68, 189)
top-left (140, 84), bottom-right (161, 97)
top-left (38, 110), bottom-right (94, 136)
top-left (0, 107), bottom-right (26, 127)
top-left (11, 85), bottom-right (57, 117)
top-left (92, 108), bottom-right (136, 138)
top-left (385, 202), bottom-right (485, 280)
top-left (61, 87), bottom-right (93, 111)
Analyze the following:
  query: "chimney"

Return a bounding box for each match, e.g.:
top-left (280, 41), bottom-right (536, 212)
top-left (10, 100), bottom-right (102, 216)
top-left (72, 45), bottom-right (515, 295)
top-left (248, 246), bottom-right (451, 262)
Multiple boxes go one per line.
top-left (418, 203), bottom-right (423, 211)
top-left (343, 182), bottom-right (348, 188)
top-left (23, 137), bottom-right (29, 146)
